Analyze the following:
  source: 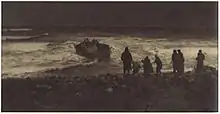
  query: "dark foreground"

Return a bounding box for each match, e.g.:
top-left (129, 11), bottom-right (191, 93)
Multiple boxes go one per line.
top-left (2, 66), bottom-right (218, 112)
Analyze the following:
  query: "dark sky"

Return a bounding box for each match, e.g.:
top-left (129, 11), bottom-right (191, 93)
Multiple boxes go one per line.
top-left (2, 2), bottom-right (218, 28)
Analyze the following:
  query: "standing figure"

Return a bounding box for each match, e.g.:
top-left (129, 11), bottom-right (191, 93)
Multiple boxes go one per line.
top-left (142, 56), bottom-right (153, 76)
top-left (132, 61), bottom-right (141, 75)
top-left (92, 39), bottom-right (99, 45)
top-left (172, 50), bottom-right (178, 73)
top-left (84, 38), bottom-right (89, 44)
top-left (154, 55), bottom-right (162, 75)
top-left (177, 49), bottom-right (185, 74)
top-left (196, 50), bottom-right (205, 72)
top-left (121, 47), bottom-right (133, 75)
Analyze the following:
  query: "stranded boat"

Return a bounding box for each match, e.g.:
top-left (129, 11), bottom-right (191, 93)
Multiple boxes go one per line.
top-left (74, 39), bottom-right (111, 61)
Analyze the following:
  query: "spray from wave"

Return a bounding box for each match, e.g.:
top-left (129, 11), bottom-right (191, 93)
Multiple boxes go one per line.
top-left (2, 36), bottom-right (217, 78)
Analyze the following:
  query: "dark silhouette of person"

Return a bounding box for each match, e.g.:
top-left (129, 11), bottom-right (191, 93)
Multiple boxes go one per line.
top-left (132, 61), bottom-right (141, 75)
top-left (154, 55), bottom-right (162, 75)
top-left (177, 49), bottom-right (185, 74)
top-left (142, 56), bottom-right (153, 76)
top-left (172, 50), bottom-right (178, 73)
top-left (196, 50), bottom-right (205, 72)
top-left (92, 39), bottom-right (99, 45)
top-left (121, 47), bottom-right (133, 75)
top-left (82, 38), bottom-right (90, 48)
top-left (84, 38), bottom-right (89, 43)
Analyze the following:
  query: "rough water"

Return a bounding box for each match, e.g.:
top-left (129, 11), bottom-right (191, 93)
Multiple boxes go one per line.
top-left (2, 35), bottom-right (217, 78)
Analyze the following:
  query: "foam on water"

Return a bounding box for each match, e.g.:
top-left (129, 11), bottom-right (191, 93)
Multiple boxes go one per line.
top-left (2, 36), bottom-right (217, 77)
top-left (2, 41), bottom-right (87, 76)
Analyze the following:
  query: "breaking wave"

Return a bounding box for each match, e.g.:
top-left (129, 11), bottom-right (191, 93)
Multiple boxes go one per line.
top-left (2, 36), bottom-right (217, 78)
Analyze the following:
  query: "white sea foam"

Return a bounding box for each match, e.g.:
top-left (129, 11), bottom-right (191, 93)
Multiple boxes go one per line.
top-left (2, 36), bottom-right (217, 78)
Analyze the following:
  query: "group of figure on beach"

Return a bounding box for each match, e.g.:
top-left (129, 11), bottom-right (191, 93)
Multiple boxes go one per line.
top-left (121, 47), bottom-right (206, 76)
top-left (79, 38), bottom-right (206, 76)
